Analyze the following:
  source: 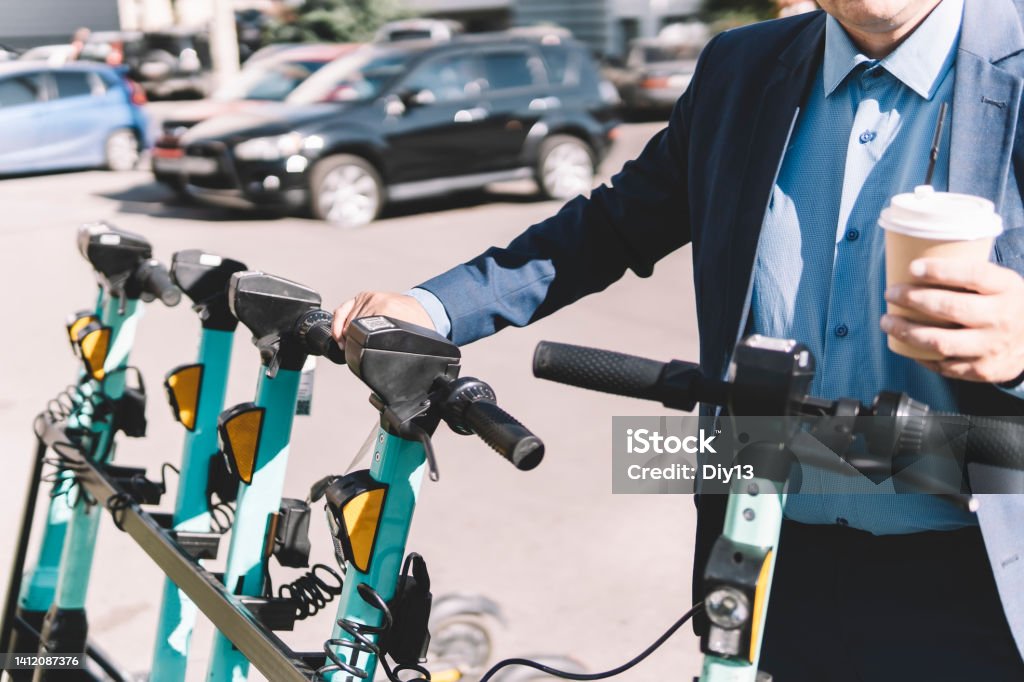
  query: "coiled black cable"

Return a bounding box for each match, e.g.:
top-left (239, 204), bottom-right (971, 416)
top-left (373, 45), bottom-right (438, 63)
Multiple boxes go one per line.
top-left (208, 499), bottom-right (235, 534)
top-left (318, 582), bottom-right (431, 682)
top-left (105, 492), bottom-right (133, 531)
top-left (275, 563), bottom-right (345, 620)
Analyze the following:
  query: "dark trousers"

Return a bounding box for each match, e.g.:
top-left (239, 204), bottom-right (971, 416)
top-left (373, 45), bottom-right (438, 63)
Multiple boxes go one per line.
top-left (759, 521), bottom-right (1024, 682)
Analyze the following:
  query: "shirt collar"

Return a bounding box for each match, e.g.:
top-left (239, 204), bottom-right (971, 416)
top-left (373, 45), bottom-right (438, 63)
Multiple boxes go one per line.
top-left (824, 0), bottom-right (963, 99)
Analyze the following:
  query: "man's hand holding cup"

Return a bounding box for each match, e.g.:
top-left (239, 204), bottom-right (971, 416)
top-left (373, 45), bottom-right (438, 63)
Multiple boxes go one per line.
top-left (879, 186), bottom-right (1024, 385)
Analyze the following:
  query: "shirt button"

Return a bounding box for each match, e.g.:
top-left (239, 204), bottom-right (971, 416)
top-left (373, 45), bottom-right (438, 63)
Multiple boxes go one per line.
top-left (836, 517), bottom-right (849, 527)
top-left (835, 324), bottom-right (849, 338)
top-left (859, 130), bottom-right (877, 144)
top-left (846, 228), bottom-right (860, 241)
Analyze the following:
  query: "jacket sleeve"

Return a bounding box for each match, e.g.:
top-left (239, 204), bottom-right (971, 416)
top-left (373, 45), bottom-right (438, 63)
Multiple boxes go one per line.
top-left (417, 35), bottom-right (721, 346)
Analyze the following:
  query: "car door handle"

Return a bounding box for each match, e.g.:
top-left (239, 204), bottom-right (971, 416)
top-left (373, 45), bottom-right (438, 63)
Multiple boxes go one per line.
top-left (454, 107), bottom-right (488, 123)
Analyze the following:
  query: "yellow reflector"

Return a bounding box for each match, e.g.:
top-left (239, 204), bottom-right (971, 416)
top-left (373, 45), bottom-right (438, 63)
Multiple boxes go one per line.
top-left (431, 670), bottom-right (463, 682)
top-left (66, 313), bottom-right (97, 346)
top-left (165, 364), bottom-right (203, 431)
top-left (749, 549), bottom-right (774, 663)
top-left (219, 405), bottom-right (264, 484)
top-left (342, 488), bottom-right (386, 573)
top-left (78, 327), bottom-right (111, 381)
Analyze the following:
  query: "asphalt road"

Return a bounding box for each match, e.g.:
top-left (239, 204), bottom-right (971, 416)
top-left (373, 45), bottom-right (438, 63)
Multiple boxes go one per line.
top-left (0, 121), bottom-right (704, 681)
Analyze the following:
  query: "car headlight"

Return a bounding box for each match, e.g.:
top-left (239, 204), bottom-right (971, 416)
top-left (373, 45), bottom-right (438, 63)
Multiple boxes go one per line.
top-left (234, 133), bottom-right (305, 161)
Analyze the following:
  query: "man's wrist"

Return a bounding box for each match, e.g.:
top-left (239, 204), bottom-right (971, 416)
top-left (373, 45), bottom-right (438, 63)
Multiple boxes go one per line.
top-left (404, 287), bottom-right (452, 339)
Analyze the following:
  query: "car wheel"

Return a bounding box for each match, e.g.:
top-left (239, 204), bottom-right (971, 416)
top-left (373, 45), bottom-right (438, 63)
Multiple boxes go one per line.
top-left (105, 129), bottom-right (141, 171)
top-left (310, 154), bottom-right (384, 228)
top-left (535, 134), bottom-right (595, 200)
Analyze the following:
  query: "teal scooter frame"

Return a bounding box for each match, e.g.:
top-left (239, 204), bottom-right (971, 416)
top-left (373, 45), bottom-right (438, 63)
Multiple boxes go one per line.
top-left (313, 314), bottom-right (545, 682)
top-left (149, 250), bottom-right (248, 682)
top-left (2, 223), bottom-right (178, 680)
top-left (1, 291), bottom-right (104, 664)
top-left (205, 271), bottom-right (334, 682)
top-left (33, 224), bottom-right (181, 678)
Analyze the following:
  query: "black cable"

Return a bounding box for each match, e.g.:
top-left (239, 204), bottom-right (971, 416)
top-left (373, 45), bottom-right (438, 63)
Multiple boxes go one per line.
top-left (277, 563), bottom-right (345, 620)
top-left (105, 493), bottom-right (133, 531)
top-left (208, 500), bottom-right (235, 534)
top-left (477, 602), bottom-right (705, 682)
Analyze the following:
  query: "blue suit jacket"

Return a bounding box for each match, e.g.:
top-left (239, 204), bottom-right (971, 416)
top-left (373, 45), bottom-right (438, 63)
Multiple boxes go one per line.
top-left (420, 0), bottom-right (1024, 656)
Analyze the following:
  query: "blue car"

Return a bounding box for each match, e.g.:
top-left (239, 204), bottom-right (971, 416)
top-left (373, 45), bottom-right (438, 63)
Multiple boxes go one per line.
top-left (0, 61), bottom-right (149, 175)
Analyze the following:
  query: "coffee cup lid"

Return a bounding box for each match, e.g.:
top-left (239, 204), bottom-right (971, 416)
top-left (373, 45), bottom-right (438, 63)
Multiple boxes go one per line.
top-left (879, 186), bottom-right (1003, 240)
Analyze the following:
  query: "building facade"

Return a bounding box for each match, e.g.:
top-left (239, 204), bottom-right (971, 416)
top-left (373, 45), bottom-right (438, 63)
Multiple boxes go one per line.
top-left (0, 0), bottom-right (121, 48)
top-left (405, 0), bottom-right (702, 57)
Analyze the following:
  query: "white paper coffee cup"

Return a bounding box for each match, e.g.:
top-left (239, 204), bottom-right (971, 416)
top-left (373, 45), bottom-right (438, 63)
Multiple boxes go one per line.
top-left (879, 185), bottom-right (1003, 361)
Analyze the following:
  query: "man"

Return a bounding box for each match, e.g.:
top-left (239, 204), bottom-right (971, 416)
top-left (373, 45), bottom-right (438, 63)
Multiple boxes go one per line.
top-left (333, 1), bottom-right (1024, 679)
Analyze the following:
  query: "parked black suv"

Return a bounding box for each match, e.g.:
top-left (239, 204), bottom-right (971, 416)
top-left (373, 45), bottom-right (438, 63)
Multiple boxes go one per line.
top-left (173, 33), bottom-right (621, 227)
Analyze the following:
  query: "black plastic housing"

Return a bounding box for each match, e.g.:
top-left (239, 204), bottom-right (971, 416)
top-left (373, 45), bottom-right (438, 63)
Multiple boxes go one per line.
top-left (228, 271), bottom-right (323, 372)
top-left (345, 316), bottom-right (461, 405)
top-left (171, 250), bottom-right (249, 331)
top-left (78, 222), bottom-right (152, 281)
top-left (728, 336), bottom-right (815, 416)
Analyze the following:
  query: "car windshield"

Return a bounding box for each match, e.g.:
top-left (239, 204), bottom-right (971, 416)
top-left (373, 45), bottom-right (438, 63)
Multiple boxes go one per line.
top-left (214, 59), bottom-right (327, 101)
top-left (641, 44), bottom-right (701, 63)
top-left (286, 50), bottom-right (409, 104)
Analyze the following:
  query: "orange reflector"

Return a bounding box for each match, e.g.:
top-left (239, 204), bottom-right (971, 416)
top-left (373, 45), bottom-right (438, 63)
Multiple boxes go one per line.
top-left (66, 312), bottom-right (97, 348)
top-left (78, 326), bottom-right (111, 381)
top-left (749, 549), bottom-right (774, 663)
top-left (342, 488), bottom-right (386, 573)
top-left (218, 404), bottom-right (265, 485)
top-left (164, 364), bottom-right (203, 431)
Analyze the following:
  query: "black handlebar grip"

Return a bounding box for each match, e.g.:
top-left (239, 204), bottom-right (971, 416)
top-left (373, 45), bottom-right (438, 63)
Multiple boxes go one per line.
top-left (462, 400), bottom-right (544, 471)
top-left (533, 341), bottom-right (666, 402)
top-left (305, 320), bottom-right (346, 365)
top-left (935, 415), bottom-right (1024, 471)
top-left (136, 259), bottom-right (181, 307)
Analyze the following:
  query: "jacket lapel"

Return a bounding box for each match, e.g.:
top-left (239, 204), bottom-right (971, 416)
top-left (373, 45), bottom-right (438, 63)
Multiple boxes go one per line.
top-left (717, 15), bottom-right (825, 377)
top-left (949, 0), bottom-right (1024, 208)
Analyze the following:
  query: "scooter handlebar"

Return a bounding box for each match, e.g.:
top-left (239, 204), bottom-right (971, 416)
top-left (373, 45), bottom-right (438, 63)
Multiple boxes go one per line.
top-left (134, 258), bottom-right (181, 307)
top-left (462, 399), bottom-right (544, 471)
top-left (532, 341), bottom-right (666, 402)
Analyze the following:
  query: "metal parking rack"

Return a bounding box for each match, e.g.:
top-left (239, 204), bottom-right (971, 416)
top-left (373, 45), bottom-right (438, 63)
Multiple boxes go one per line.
top-left (29, 416), bottom-right (318, 682)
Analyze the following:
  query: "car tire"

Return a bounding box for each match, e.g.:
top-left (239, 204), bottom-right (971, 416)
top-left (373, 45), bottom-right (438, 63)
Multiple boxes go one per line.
top-left (310, 154), bottom-right (384, 228)
top-left (535, 134), bottom-right (596, 200)
top-left (105, 128), bottom-right (141, 171)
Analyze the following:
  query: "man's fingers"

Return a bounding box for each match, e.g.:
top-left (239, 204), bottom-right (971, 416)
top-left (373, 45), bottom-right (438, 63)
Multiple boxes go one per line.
top-left (884, 285), bottom-right (996, 327)
top-left (343, 292), bottom-right (372, 337)
top-left (908, 258), bottom-right (1019, 295)
top-left (880, 314), bottom-right (989, 358)
top-left (332, 298), bottom-right (356, 341)
top-left (933, 358), bottom-right (1012, 384)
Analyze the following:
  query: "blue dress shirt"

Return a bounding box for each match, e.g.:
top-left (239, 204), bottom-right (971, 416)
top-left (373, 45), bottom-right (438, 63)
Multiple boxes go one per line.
top-left (752, 0), bottom-right (977, 533)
